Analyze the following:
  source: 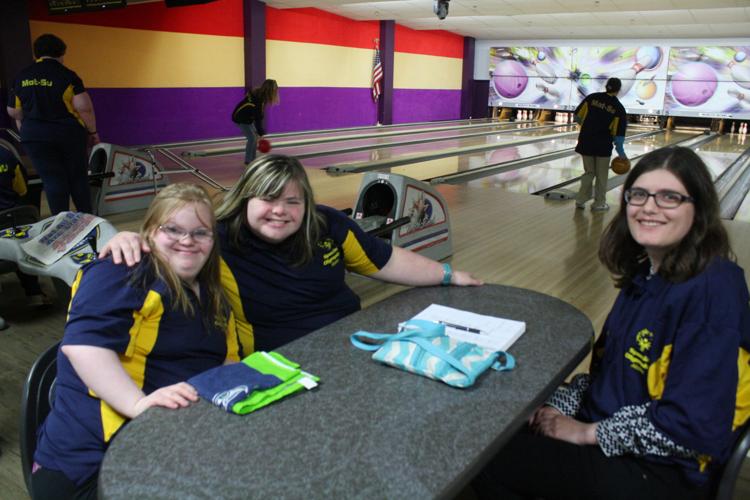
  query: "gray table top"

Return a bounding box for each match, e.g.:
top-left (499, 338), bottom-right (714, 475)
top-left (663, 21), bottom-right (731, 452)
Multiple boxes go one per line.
top-left (100, 284), bottom-right (593, 500)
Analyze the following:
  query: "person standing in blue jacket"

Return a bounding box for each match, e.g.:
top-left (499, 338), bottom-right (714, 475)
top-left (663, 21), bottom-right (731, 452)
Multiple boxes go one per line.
top-left (232, 79), bottom-right (279, 166)
top-left (475, 146), bottom-right (750, 499)
top-left (573, 77), bottom-right (628, 212)
top-left (0, 145), bottom-right (51, 307)
top-left (6, 34), bottom-right (100, 215)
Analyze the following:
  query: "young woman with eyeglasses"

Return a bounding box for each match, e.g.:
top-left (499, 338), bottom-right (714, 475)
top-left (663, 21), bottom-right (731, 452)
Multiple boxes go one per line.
top-left (31, 184), bottom-right (240, 499)
top-left (475, 146), bottom-right (750, 499)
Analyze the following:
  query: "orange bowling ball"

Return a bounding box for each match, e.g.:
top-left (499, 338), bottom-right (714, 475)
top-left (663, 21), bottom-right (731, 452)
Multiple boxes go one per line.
top-left (611, 156), bottom-right (631, 175)
top-left (257, 138), bottom-right (272, 153)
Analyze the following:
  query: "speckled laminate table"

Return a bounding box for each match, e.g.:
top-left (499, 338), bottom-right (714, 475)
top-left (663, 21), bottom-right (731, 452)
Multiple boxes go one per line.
top-left (99, 284), bottom-right (593, 500)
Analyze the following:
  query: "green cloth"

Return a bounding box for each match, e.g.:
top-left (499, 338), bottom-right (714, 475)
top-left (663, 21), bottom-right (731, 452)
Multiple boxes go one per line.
top-left (231, 351), bottom-right (319, 415)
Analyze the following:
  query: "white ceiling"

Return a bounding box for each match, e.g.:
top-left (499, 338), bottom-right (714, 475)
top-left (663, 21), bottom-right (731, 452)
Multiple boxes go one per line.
top-left (263, 0), bottom-right (750, 40)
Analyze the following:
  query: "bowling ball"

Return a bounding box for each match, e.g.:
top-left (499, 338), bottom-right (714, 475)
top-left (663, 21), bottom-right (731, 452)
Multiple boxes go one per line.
top-left (611, 157), bottom-right (631, 175)
top-left (671, 63), bottom-right (717, 106)
top-left (257, 138), bottom-right (272, 153)
top-left (636, 46), bottom-right (662, 70)
top-left (492, 60), bottom-right (528, 99)
top-left (636, 79), bottom-right (657, 100)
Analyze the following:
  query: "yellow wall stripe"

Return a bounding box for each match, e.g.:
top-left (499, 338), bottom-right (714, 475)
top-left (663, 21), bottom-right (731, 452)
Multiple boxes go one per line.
top-left (30, 21), bottom-right (244, 88)
top-left (267, 40), bottom-right (373, 88)
top-left (393, 52), bottom-right (463, 90)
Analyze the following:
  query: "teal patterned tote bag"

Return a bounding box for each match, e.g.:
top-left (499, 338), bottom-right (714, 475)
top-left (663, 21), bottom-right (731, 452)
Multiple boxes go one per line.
top-left (350, 319), bottom-right (515, 388)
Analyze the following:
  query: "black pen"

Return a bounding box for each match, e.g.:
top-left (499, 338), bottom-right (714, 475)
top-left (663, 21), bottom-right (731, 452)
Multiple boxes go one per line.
top-left (438, 320), bottom-right (481, 334)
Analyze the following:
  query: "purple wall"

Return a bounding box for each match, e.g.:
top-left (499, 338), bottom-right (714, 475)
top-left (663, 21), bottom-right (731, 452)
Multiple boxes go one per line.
top-left (391, 89), bottom-right (461, 124)
top-left (92, 85), bottom-right (459, 145)
top-left (265, 87), bottom-right (378, 133)
top-left (90, 87), bottom-right (246, 146)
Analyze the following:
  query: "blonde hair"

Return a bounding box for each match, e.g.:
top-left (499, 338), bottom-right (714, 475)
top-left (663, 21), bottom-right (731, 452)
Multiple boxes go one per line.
top-left (215, 154), bottom-right (325, 266)
top-left (134, 183), bottom-right (229, 329)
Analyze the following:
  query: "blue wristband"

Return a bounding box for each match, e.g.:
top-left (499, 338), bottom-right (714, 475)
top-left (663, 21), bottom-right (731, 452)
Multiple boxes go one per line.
top-left (441, 263), bottom-right (452, 286)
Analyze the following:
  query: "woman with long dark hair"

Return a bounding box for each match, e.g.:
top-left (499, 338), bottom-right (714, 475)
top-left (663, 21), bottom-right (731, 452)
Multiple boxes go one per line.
top-left (232, 79), bottom-right (279, 165)
top-left (476, 146), bottom-right (750, 499)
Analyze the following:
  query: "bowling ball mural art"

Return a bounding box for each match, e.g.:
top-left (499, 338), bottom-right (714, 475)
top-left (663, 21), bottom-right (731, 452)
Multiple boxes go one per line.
top-left (666, 46), bottom-right (750, 118)
top-left (670, 63), bottom-right (717, 106)
top-left (571, 46), bottom-right (668, 112)
top-left (485, 43), bottom-right (750, 119)
top-left (488, 47), bottom-right (570, 108)
top-left (491, 59), bottom-right (528, 99)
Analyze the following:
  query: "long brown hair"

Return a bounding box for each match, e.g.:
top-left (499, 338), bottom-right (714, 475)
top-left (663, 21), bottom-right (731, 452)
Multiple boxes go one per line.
top-left (599, 146), bottom-right (732, 288)
top-left (133, 183), bottom-right (229, 329)
top-left (251, 79), bottom-right (279, 108)
top-left (215, 154), bottom-right (325, 266)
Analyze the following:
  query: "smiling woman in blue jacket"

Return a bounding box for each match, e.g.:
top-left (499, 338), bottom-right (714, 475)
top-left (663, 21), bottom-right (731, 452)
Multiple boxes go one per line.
top-left (476, 146), bottom-right (750, 500)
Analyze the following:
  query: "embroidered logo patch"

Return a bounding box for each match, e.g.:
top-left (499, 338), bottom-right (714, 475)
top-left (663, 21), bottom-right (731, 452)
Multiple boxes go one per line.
top-left (0, 224), bottom-right (32, 239)
top-left (624, 328), bottom-right (654, 374)
top-left (319, 238), bottom-right (340, 267)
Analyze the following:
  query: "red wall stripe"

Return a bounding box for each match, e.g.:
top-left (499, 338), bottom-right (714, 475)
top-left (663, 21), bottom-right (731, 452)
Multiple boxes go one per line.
top-left (266, 7), bottom-right (379, 49)
top-left (28, 0), bottom-right (243, 37)
top-left (395, 25), bottom-right (463, 58)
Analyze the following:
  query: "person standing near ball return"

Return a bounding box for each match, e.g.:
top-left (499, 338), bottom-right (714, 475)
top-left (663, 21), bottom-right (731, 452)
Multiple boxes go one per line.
top-left (574, 77), bottom-right (628, 212)
top-left (232, 79), bottom-right (279, 166)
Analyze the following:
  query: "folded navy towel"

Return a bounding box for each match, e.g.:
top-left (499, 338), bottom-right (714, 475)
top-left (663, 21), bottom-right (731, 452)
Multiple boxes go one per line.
top-left (187, 362), bottom-right (282, 412)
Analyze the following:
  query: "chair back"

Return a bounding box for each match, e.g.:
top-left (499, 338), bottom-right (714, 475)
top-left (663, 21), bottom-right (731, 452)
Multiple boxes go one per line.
top-left (19, 341), bottom-right (59, 496)
top-left (715, 418), bottom-right (750, 499)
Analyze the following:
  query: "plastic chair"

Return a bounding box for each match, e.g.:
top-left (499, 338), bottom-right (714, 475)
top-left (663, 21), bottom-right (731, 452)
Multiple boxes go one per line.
top-left (715, 419), bottom-right (750, 500)
top-left (19, 341), bottom-right (59, 496)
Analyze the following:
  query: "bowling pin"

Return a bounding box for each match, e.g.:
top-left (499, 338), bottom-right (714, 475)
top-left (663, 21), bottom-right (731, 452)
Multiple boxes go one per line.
top-left (731, 122), bottom-right (737, 134)
top-left (535, 82), bottom-right (561, 99)
top-left (728, 88), bottom-right (750, 108)
top-left (727, 60), bottom-right (750, 91)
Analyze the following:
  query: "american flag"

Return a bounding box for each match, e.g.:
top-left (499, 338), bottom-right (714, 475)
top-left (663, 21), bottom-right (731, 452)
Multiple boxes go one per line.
top-left (371, 39), bottom-right (383, 101)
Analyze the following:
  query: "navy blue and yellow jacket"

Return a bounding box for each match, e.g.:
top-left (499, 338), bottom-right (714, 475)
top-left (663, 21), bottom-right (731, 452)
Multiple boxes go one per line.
top-left (9, 58), bottom-right (88, 141)
top-left (574, 91), bottom-right (627, 157)
top-left (34, 258), bottom-right (240, 485)
top-left (231, 92), bottom-right (266, 135)
top-left (219, 205), bottom-right (393, 353)
top-left (550, 258), bottom-right (750, 486)
top-left (0, 146), bottom-right (27, 210)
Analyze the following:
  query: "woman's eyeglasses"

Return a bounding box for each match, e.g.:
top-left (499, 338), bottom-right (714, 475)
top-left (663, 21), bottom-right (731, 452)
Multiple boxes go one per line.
top-left (624, 188), bottom-right (694, 209)
top-left (158, 224), bottom-right (214, 243)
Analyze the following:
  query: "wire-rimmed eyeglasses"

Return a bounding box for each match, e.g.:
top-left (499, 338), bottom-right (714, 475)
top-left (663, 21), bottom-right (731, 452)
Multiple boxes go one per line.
top-left (158, 224), bottom-right (214, 243)
top-left (624, 188), bottom-right (694, 209)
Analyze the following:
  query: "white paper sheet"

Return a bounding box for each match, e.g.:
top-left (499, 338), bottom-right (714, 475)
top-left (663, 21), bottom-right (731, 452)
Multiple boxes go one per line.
top-left (410, 303), bottom-right (526, 352)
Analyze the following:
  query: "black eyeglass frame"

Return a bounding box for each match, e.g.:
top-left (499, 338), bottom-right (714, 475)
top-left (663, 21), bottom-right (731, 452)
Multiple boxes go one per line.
top-left (623, 188), bottom-right (695, 208)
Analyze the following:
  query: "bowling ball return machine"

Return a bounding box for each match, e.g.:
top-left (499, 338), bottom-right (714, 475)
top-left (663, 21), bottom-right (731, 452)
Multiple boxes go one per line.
top-left (88, 143), bottom-right (170, 216)
top-left (351, 173), bottom-right (452, 261)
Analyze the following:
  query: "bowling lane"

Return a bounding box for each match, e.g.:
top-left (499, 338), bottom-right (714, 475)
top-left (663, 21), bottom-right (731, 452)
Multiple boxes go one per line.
top-left (559, 132), bottom-right (745, 208)
top-left (457, 129), bottom-right (695, 196)
top-left (170, 118), bottom-right (506, 158)
top-left (303, 123), bottom-right (578, 169)
top-left (161, 121), bottom-right (569, 189)
top-left (272, 121), bottom-right (548, 160)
